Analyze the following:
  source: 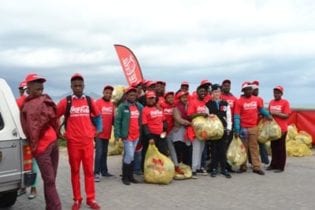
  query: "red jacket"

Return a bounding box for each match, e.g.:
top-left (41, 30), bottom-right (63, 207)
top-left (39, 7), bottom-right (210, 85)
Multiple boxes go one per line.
top-left (20, 94), bottom-right (58, 154)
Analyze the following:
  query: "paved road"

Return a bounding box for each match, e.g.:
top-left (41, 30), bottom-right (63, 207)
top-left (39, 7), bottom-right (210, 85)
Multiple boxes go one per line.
top-left (12, 148), bottom-right (315, 210)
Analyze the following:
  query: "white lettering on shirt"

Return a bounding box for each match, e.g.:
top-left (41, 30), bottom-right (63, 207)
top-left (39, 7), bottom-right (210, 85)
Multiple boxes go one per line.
top-left (130, 109), bottom-right (140, 119)
top-left (270, 105), bottom-right (282, 112)
top-left (150, 110), bottom-right (163, 118)
top-left (243, 101), bottom-right (257, 110)
top-left (70, 105), bottom-right (90, 117)
top-left (102, 106), bottom-right (113, 115)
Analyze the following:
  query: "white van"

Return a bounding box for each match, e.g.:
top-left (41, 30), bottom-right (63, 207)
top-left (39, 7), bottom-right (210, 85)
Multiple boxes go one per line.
top-left (0, 78), bottom-right (33, 208)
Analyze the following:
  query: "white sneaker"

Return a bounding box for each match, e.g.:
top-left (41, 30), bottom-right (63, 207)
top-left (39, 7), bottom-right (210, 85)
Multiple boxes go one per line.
top-left (94, 174), bottom-right (101, 182)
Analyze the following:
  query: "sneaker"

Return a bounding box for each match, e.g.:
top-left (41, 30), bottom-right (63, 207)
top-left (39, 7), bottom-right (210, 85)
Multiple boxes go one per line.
top-left (134, 170), bottom-right (143, 175)
top-left (221, 170), bottom-right (232, 179)
top-left (253, 169), bottom-right (265, 175)
top-left (86, 200), bottom-right (101, 210)
top-left (72, 201), bottom-right (81, 210)
top-left (17, 188), bottom-right (26, 196)
top-left (196, 168), bottom-right (208, 176)
top-left (210, 169), bottom-right (217, 178)
top-left (94, 174), bottom-right (101, 182)
top-left (191, 172), bottom-right (198, 179)
top-left (274, 169), bottom-right (284, 173)
top-left (28, 187), bottom-right (37, 199)
top-left (266, 166), bottom-right (275, 171)
top-left (101, 172), bottom-right (113, 177)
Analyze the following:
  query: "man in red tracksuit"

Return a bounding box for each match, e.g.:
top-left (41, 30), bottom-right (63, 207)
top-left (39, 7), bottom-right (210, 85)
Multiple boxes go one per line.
top-left (57, 73), bottom-right (101, 210)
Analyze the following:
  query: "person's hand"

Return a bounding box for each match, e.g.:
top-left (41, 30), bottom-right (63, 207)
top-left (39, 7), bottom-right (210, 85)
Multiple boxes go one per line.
top-left (234, 133), bottom-right (240, 138)
top-left (266, 115), bottom-right (273, 121)
top-left (183, 120), bottom-right (191, 126)
top-left (115, 137), bottom-right (122, 143)
top-left (202, 113), bottom-right (209, 118)
top-left (209, 114), bottom-right (216, 118)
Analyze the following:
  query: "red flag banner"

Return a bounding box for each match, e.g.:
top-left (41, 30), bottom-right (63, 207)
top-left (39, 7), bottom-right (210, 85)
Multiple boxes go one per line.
top-left (114, 44), bottom-right (144, 86)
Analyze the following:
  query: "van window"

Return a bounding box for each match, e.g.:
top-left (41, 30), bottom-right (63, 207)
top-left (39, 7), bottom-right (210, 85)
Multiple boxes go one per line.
top-left (0, 113), bottom-right (4, 130)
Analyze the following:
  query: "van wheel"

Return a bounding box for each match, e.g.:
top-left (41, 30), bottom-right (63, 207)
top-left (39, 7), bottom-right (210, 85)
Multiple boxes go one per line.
top-left (0, 190), bottom-right (18, 208)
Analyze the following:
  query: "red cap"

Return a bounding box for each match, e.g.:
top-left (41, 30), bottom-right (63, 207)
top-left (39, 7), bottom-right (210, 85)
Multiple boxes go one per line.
top-left (251, 80), bottom-right (259, 89)
top-left (181, 81), bottom-right (189, 86)
top-left (125, 86), bottom-right (137, 94)
top-left (25, 73), bottom-right (46, 83)
top-left (164, 91), bottom-right (174, 98)
top-left (146, 91), bottom-right (156, 98)
top-left (274, 85), bottom-right (284, 93)
top-left (146, 81), bottom-right (156, 88)
top-left (176, 91), bottom-right (189, 98)
top-left (131, 81), bottom-right (142, 88)
top-left (200, 80), bottom-right (211, 86)
top-left (103, 85), bottom-right (114, 91)
top-left (241, 81), bottom-right (252, 90)
top-left (19, 80), bottom-right (27, 89)
top-left (71, 73), bottom-right (84, 81)
top-left (222, 79), bottom-right (231, 85)
top-left (156, 81), bottom-right (166, 85)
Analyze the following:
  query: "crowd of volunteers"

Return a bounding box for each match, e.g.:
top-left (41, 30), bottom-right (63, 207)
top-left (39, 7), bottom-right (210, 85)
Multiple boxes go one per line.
top-left (16, 73), bottom-right (291, 210)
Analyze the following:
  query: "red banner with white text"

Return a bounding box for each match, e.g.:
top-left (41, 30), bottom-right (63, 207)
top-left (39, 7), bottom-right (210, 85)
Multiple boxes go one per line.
top-left (288, 109), bottom-right (315, 144)
top-left (114, 44), bottom-right (144, 86)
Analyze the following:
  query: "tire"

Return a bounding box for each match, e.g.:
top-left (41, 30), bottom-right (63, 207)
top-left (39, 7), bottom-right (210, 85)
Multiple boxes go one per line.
top-left (0, 190), bottom-right (18, 208)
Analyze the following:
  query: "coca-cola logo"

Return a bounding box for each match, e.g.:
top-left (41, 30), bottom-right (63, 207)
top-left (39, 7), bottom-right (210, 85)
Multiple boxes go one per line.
top-left (164, 108), bottom-right (173, 116)
top-left (123, 55), bottom-right (137, 83)
top-left (270, 105), bottom-right (281, 112)
top-left (101, 106), bottom-right (113, 114)
top-left (197, 106), bottom-right (208, 114)
top-left (150, 110), bottom-right (163, 118)
top-left (243, 101), bottom-right (257, 110)
top-left (70, 105), bottom-right (90, 116)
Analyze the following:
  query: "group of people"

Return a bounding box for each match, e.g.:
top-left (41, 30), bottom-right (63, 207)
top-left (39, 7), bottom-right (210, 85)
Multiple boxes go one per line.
top-left (16, 73), bottom-right (291, 210)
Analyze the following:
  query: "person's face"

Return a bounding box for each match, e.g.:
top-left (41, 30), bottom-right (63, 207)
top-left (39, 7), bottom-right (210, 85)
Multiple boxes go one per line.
top-left (221, 82), bottom-right (231, 94)
top-left (146, 97), bottom-right (156, 106)
top-left (197, 87), bottom-right (206, 100)
top-left (165, 94), bottom-right (174, 105)
top-left (243, 87), bottom-right (253, 97)
top-left (27, 81), bottom-right (44, 97)
top-left (103, 89), bottom-right (113, 101)
top-left (136, 85), bottom-right (143, 95)
top-left (273, 89), bottom-right (282, 101)
top-left (156, 83), bottom-right (165, 94)
top-left (252, 88), bottom-right (259, 96)
top-left (179, 94), bottom-right (188, 104)
top-left (212, 89), bottom-right (221, 100)
top-left (71, 79), bottom-right (84, 97)
top-left (19, 88), bottom-right (25, 96)
top-left (180, 85), bottom-right (189, 92)
top-left (126, 91), bottom-right (137, 103)
top-left (147, 85), bottom-right (156, 91)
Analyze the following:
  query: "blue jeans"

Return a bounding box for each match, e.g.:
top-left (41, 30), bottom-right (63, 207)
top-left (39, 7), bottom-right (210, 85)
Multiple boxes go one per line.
top-left (259, 143), bottom-right (269, 164)
top-left (123, 139), bottom-right (139, 164)
top-left (133, 150), bottom-right (142, 172)
top-left (94, 138), bottom-right (109, 175)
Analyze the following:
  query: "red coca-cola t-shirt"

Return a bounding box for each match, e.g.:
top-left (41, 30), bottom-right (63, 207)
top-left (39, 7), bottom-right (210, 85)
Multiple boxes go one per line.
top-left (57, 95), bottom-right (100, 145)
top-left (161, 102), bottom-right (175, 134)
top-left (234, 95), bottom-right (263, 128)
top-left (269, 99), bottom-right (291, 132)
top-left (221, 94), bottom-right (237, 114)
top-left (142, 106), bottom-right (164, 135)
top-left (96, 98), bottom-right (115, 140)
top-left (127, 105), bottom-right (140, 141)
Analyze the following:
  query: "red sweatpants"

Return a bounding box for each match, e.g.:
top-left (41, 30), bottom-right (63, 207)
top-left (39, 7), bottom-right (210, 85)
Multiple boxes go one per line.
top-left (67, 141), bottom-right (95, 202)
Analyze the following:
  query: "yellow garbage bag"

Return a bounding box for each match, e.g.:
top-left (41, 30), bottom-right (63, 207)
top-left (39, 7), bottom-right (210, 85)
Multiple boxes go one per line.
top-left (227, 136), bottom-right (247, 167)
top-left (295, 131), bottom-right (313, 148)
top-left (286, 124), bottom-right (298, 141)
top-left (108, 130), bottom-right (123, 156)
top-left (111, 85), bottom-right (125, 104)
top-left (286, 140), bottom-right (312, 157)
top-left (174, 163), bottom-right (192, 180)
top-left (258, 119), bottom-right (282, 143)
top-left (144, 140), bottom-right (175, 184)
top-left (192, 115), bottom-right (224, 141)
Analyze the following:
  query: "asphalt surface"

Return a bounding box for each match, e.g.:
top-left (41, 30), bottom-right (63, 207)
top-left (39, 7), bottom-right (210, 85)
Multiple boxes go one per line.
top-left (11, 148), bottom-right (315, 210)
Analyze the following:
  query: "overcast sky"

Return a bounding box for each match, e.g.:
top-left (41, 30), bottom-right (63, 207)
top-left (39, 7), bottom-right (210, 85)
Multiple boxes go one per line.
top-left (1, 0), bottom-right (315, 107)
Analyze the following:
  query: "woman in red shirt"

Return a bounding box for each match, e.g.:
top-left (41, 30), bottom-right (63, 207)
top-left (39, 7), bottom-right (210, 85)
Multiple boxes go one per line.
top-left (268, 86), bottom-right (291, 172)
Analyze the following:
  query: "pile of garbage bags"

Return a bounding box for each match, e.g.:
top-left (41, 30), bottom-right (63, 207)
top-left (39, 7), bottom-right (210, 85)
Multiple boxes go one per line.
top-left (192, 115), bottom-right (224, 141)
top-left (258, 119), bottom-right (282, 143)
top-left (286, 124), bottom-right (313, 157)
top-left (227, 136), bottom-right (247, 167)
top-left (144, 140), bottom-right (175, 184)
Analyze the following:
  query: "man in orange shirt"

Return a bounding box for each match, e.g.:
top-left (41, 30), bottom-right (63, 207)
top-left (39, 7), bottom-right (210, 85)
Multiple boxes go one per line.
top-left (57, 73), bottom-right (101, 210)
top-left (20, 73), bottom-right (61, 210)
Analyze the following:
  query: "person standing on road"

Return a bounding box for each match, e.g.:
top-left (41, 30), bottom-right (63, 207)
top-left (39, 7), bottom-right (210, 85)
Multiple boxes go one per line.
top-left (94, 85), bottom-right (115, 182)
top-left (114, 86), bottom-right (143, 185)
top-left (234, 82), bottom-right (272, 175)
top-left (206, 84), bottom-right (232, 178)
top-left (20, 73), bottom-right (61, 210)
top-left (268, 86), bottom-right (291, 172)
top-left (57, 73), bottom-right (101, 210)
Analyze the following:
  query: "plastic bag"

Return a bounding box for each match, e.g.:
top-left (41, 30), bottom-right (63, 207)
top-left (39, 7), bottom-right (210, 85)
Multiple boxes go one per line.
top-left (192, 115), bottom-right (224, 141)
top-left (227, 136), bottom-right (247, 167)
top-left (258, 119), bottom-right (282, 143)
top-left (108, 131), bottom-right (123, 156)
top-left (144, 140), bottom-right (175, 184)
top-left (295, 131), bottom-right (312, 148)
top-left (286, 140), bottom-right (312, 157)
top-left (111, 85), bottom-right (125, 104)
top-left (286, 124), bottom-right (298, 141)
top-left (174, 163), bottom-right (192, 180)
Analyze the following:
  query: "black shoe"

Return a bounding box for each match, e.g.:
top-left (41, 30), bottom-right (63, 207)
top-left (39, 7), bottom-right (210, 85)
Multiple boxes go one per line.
top-left (221, 170), bottom-right (232, 179)
top-left (266, 166), bottom-right (274, 171)
top-left (210, 169), bottom-right (217, 178)
top-left (253, 169), bottom-right (265, 175)
top-left (102, 172), bottom-right (113, 177)
top-left (274, 169), bottom-right (284, 173)
top-left (122, 163), bottom-right (130, 185)
top-left (122, 178), bottom-right (130, 185)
